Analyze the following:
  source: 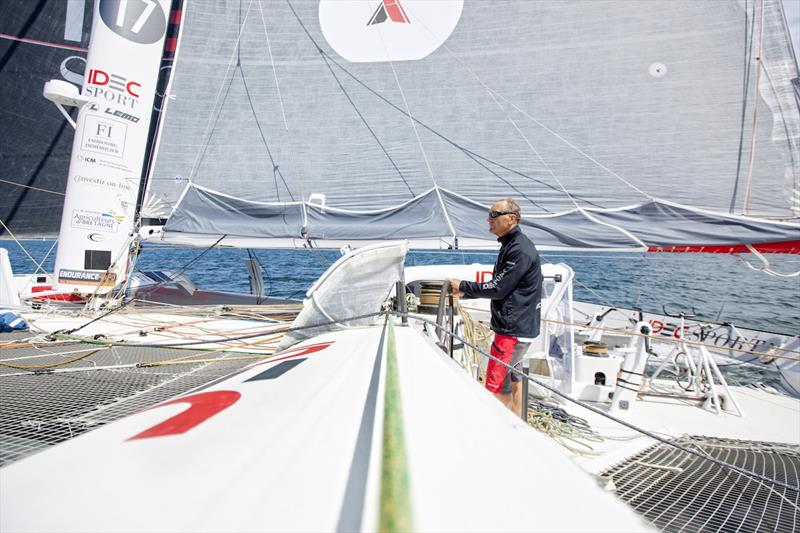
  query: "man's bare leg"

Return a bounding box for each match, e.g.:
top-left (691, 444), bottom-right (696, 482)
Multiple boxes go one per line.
top-left (493, 392), bottom-right (513, 411)
top-left (511, 381), bottom-right (524, 418)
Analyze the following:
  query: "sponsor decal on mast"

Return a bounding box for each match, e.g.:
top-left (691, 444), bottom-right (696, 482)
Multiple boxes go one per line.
top-left (319, 0), bottom-right (463, 63)
top-left (53, 0), bottom-right (171, 292)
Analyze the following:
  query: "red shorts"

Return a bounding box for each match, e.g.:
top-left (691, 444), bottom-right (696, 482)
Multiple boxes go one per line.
top-left (485, 333), bottom-right (530, 394)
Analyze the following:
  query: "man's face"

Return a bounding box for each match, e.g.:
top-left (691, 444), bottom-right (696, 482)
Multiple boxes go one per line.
top-left (487, 201), bottom-right (517, 237)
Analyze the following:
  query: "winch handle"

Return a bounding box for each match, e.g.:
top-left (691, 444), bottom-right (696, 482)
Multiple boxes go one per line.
top-left (596, 307), bottom-right (616, 321)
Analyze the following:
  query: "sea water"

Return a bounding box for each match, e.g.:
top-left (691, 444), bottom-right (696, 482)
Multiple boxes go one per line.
top-left (3, 239), bottom-right (798, 335)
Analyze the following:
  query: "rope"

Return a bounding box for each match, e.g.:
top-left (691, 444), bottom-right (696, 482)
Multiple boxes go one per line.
top-left (736, 244), bottom-right (800, 278)
top-left (379, 319), bottom-right (413, 531)
top-left (742, 0), bottom-right (766, 215)
top-left (526, 399), bottom-right (604, 456)
top-left (187, 0), bottom-right (254, 182)
top-left (454, 300), bottom-right (491, 379)
top-left (0, 348), bottom-right (103, 369)
top-left (0, 178), bottom-right (65, 196)
top-left (256, 0), bottom-right (288, 131)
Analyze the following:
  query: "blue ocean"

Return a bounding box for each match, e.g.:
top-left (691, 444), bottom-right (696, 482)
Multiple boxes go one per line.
top-left (3, 239), bottom-right (798, 335)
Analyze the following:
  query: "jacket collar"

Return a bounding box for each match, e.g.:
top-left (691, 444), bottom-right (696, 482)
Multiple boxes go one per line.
top-left (497, 226), bottom-right (520, 245)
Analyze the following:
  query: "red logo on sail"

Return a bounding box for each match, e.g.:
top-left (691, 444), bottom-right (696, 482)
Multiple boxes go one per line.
top-left (367, 0), bottom-right (410, 25)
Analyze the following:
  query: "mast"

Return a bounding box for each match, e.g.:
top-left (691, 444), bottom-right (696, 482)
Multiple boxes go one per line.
top-left (52, 0), bottom-right (171, 295)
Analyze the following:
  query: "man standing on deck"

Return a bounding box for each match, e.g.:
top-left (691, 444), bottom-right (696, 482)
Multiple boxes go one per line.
top-left (449, 199), bottom-right (542, 417)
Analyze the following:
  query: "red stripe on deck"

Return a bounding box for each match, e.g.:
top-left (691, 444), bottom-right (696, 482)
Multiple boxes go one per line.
top-left (248, 341), bottom-right (334, 369)
top-left (647, 240), bottom-right (800, 254)
top-left (127, 390), bottom-right (241, 441)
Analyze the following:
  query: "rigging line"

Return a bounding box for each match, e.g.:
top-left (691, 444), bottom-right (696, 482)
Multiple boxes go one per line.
top-left (0, 178), bottom-right (65, 196)
top-left (742, 0), bottom-right (767, 215)
top-left (61, 235), bottom-right (228, 336)
top-left (756, 59), bottom-right (800, 194)
top-left (401, 6), bottom-right (650, 201)
top-left (284, 0), bottom-right (593, 211)
top-left (730, 0), bottom-right (757, 213)
top-left (494, 98), bottom-right (647, 247)
top-left (283, 0), bottom-right (415, 198)
top-left (372, 21), bottom-right (502, 240)
top-left (239, 64), bottom-right (295, 201)
top-left (317, 53), bottom-right (415, 197)
top-left (373, 27), bottom-right (436, 186)
top-left (187, 0), bottom-right (254, 181)
top-left (324, 57), bottom-right (601, 210)
top-left (572, 277), bottom-right (621, 311)
top-left (493, 93), bottom-right (651, 200)
top-left (18, 237), bottom-right (58, 293)
top-left (0, 219), bottom-right (49, 275)
top-left (256, 0), bottom-right (288, 131)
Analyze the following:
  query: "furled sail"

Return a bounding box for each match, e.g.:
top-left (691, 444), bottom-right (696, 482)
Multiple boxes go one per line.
top-left (145, 0), bottom-right (800, 250)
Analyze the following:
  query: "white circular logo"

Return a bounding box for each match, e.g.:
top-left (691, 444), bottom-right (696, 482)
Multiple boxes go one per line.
top-left (319, 0), bottom-right (463, 63)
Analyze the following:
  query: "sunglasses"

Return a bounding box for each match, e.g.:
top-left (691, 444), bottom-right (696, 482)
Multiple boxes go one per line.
top-left (488, 210), bottom-right (516, 218)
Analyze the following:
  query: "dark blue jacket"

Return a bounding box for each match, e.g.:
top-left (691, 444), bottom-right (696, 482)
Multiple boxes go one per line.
top-left (459, 227), bottom-right (542, 338)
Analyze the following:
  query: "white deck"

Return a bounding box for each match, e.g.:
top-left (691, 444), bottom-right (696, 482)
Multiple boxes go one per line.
top-left (0, 323), bottom-right (651, 532)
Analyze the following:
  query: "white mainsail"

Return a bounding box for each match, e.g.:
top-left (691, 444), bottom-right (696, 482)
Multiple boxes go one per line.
top-left (143, 0), bottom-right (799, 250)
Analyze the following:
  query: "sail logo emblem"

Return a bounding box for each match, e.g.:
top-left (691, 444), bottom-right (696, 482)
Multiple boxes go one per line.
top-left (367, 0), bottom-right (410, 25)
top-left (319, 0), bottom-right (463, 63)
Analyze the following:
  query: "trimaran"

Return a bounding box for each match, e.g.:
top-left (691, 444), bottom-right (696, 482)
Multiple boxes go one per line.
top-left (1, 1), bottom-right (799, 531)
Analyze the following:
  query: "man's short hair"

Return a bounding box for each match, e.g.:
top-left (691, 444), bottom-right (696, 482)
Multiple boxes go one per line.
top-left (503, 198), bottom-right (521, 221)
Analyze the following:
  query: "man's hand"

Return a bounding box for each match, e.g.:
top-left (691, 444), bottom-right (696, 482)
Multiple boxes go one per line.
top-left (448, 279), bottom-right (463, 297)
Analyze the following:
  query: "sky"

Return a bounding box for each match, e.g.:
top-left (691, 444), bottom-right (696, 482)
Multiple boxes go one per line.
top-left (786, 0), bottom-right (800, 60)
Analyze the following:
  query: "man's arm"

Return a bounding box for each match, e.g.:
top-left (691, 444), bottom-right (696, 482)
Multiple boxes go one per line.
top-left (455, 248), bottom-right (531, 300)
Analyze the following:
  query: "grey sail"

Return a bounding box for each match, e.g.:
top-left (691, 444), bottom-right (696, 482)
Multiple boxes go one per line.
top-left (145, 0), bottom-right (800, 249)
top-left (0, 0), bottom-right (182, 239)
top-left (0, 0), bottom-right (92, 238)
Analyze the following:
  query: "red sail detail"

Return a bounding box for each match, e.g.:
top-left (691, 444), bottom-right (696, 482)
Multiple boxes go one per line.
top-left (170, 9), bottom-right (182, 25)
top-left (128, 390), bottom-right (241, 441)
top-left (384, 0), bottom-right (410, 23)
top-left (647, 240), bottom-right (800, 254)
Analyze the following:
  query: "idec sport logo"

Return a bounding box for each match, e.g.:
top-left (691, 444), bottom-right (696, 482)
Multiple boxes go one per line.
top-left (319, 0), bottom-right (463, 63)
top-left (84, 68), bottom-right (142, 109)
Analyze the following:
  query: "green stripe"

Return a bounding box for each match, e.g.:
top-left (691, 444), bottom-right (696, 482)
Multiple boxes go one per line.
top-left (379, 319), bottom-right (413, 532)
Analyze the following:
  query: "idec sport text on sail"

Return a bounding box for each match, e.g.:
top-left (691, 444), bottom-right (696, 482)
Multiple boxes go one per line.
top-left (84, 68), bottom-right (141, 109)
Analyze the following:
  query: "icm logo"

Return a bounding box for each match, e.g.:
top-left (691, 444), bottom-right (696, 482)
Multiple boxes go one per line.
top-left (319, 0), bottom-right (463, 63)
top-left (99, 0), bottom-right (167, 45)
top-left (88, 233), bottom-right (106, 242)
